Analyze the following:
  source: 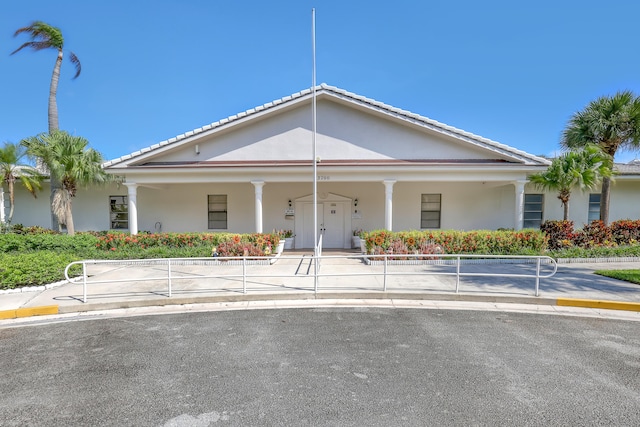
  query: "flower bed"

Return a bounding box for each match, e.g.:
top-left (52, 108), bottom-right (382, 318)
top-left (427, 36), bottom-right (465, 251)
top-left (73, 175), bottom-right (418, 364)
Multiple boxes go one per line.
top-left (361, 229), bottom-right (547, 258)
top-left (542, 220), bottom-right (640, 250)
top-left (96, 232), bottom-right (281, 257)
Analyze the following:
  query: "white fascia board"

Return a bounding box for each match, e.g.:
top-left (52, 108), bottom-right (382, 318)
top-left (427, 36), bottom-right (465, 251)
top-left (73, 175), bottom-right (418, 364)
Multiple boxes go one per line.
top-left (112, 164), bottom-right (543, 185)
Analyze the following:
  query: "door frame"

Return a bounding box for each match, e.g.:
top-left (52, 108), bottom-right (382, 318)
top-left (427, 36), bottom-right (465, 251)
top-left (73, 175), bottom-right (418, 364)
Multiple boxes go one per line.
top-left (294, 193), bottom-right (353, 249)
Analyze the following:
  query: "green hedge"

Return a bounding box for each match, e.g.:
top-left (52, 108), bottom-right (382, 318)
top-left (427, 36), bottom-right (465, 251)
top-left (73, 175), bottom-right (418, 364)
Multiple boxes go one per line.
top-left (361, 229), bottom-right (547, 255)
top-left (0, 232), bottom-right (284, 290)
top-left (94, 231), bottom-right (281, 255)
top-left (0, 233), bottom-right (99, 253)
top-left (0, 251), bottom-right (83, 289)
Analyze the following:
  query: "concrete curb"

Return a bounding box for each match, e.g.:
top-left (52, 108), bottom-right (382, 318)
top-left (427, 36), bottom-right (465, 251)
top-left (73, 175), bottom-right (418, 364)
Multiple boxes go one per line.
top-left (14, 292), bottom-right (629, 317)
top-left (0, 305), bottom-right (59, 320)
top-left (3, 294), bottom-right (640, 320)
top-left (54, 292), bottom-right (559, 314)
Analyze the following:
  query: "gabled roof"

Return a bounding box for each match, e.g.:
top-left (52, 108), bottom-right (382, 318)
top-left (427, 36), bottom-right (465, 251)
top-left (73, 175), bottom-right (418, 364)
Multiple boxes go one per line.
top-left (104, 84), bottom-right (551, 168)
top-left (614, 160), bottom-right (640, 175)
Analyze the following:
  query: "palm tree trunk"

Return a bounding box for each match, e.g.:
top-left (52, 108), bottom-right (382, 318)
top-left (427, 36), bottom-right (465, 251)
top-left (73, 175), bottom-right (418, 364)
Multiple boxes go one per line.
top-left (66, 201), bottom-right (74, 236)
top-left (600, 177), bottom-right (611, 225)
top-left (49, 49), bottom-right (62, 133)
top-left (48, 49), bottom-right (63, 230)
top-left (559, 191), bottom-right (571, 221)
top-left (8, 179), bottom-right (15, 224)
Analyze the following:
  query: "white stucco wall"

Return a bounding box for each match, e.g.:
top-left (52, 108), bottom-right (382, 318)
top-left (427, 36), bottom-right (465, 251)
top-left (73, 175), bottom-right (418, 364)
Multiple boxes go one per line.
top-left (528, 180), bottom-right (640, 228)
top-left (10, 184), bottom-right (52, 228)
top-left (11, 183), bottom-right (126, 231)
top-left (134, 183), bottom-right (254, 233)
top-left (132, 181), bottom-right (517, 233)
top-left (8, 179), bottom-right (640, 234)
top-left (393, 182), bottom-right (515, 231)
top-left (151, 99), bottom-right (502, 164)
top-left (610, 180), bottom-right (640, 222)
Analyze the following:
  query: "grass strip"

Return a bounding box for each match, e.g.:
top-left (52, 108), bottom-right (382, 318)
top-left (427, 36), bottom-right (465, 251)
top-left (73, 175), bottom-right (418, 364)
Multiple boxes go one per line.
top-left (594, 269), bottom-right (640, 284)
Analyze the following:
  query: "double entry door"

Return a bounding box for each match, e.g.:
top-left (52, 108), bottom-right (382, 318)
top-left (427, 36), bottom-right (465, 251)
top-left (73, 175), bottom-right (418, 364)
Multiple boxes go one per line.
top-left (300, 202), bottom-right (347, 249)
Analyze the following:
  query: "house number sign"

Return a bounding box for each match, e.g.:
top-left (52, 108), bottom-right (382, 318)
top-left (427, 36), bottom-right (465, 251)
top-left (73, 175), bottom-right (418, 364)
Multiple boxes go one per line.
top-left (317, 175), bottom-right (330, 181)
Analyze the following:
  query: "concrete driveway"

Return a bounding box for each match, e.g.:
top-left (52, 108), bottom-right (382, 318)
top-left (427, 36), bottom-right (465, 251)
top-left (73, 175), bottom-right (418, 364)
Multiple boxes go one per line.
top-left (1, 308), bottom-right (639, 426)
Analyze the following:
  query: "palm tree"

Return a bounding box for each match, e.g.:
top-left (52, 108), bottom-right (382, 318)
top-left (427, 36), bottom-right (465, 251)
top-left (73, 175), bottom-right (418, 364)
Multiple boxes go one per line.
top-left (528, 145), bottom-right (612, 220)
top-left (562, 91), bottom-right (640, 224)
top-left (21, 131), bottom-right (109, 236)
top-left (11, 21), bottom-right (81, 133)
top-left (0, 142), bottom-right (42, 225)
top-left (12, 21), bottom-right (82, 230)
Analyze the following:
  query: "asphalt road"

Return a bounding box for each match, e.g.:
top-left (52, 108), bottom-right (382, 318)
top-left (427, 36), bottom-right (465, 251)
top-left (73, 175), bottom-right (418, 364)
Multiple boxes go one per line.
top-left (1, 308), bottom-right (640, 426)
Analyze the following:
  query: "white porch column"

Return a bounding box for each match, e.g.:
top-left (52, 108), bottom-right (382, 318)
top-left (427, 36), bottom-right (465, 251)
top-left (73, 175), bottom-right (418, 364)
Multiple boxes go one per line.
top-left (383, 180), bottom-right (396, 231)
top-left (251, 180), bottom-right (265, 233)
top-left (125, 183), bottom-right (139, 235)
top-left (514, 180), bottom-right (526, 230)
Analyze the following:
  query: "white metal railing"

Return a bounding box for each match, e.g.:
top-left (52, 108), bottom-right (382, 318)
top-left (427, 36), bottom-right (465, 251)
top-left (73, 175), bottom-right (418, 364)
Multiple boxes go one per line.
top-left (314, 233), bottom-right (324, 292)
top-left (367, 253), bottom-right (557, 296)
top-left (317, 233), bottom-right (323, 257)
top-left (64, 253), bottom-right (557, 303)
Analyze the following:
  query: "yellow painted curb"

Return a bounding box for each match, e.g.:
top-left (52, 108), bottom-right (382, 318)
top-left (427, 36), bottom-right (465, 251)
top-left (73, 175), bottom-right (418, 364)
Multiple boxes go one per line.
top-left (0, 310), bottom-right (17, 320)
top-left (0, 305), bottom-right (59, 320)
top-left (557, 298), bottom-right (640, 312)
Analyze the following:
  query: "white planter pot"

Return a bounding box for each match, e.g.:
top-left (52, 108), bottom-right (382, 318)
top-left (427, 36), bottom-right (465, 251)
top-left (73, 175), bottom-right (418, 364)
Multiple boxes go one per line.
top-left (351, 236), bottom-right (361, 249)
top-left (284, 237), bottom-right (294, 250)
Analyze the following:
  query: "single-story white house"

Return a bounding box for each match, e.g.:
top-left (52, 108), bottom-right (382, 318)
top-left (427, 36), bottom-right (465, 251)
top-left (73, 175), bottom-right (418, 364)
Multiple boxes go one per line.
top-left (5, 84), bottom-right (640, 248)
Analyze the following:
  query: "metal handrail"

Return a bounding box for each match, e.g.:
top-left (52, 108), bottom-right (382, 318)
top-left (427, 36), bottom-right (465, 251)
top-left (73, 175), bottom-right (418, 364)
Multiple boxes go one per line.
top-left (317, 233), bottom-right (323, 257)
top-left (64, 253), bottom-right (558, 303)
top-left (314, 233), bottom-right (324, 292)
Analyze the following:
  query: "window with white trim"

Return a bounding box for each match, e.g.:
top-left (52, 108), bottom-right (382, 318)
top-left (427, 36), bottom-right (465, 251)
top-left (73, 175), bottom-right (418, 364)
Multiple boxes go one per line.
top-left (421, 194), bottom-right (441, 229)
top-left (588, 193), bottom-right (601, 222)
top-left (109, 196), bottom-right (128, 229)
top-left (208, 195), bottom-right (227, 229)
top-left (523, 194), bottom-right (543, 229)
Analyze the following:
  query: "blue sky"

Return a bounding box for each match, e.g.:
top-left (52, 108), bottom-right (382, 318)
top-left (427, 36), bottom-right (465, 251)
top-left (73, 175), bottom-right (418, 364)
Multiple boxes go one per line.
top-left (2, 0), bottom-right (640, 162)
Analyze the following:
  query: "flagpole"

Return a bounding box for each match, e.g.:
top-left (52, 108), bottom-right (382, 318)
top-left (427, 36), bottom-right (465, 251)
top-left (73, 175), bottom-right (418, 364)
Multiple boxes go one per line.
top-left (312, 8), bottom-right (318, 259)
top-left (312, 8), bottom-right (319, 291)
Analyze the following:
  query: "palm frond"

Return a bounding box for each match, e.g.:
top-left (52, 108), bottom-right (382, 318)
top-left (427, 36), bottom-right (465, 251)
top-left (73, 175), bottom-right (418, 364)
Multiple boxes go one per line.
top-left (68, 51), bottom-right (81, 79)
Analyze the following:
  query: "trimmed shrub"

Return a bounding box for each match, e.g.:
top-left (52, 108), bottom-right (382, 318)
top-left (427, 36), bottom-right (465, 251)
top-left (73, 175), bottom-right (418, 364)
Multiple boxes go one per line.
top-left (94, 232), bottom-right (280, 254)
top-left (0, 233), bottom-right (99, 253)
top-left (540, 220), bottom-right (574, 250)
top-left (0, 251), bottom-right (83, 289)
top-left (362, 229), bottom-right (547, 256)
top-left (572, 220), bottom-right (613, 248)
top-left (610, 220), bottom-right (640, 245)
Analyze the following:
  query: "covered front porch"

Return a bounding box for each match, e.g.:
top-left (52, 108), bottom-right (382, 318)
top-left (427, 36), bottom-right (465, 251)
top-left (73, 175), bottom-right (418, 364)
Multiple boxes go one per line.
top-left (121, 176), bottom-right (530, 249)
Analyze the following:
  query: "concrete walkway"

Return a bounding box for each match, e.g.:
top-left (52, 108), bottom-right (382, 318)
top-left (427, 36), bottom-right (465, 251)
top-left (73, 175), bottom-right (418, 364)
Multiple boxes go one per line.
top-left (2, 251), bottom-right (640, 321)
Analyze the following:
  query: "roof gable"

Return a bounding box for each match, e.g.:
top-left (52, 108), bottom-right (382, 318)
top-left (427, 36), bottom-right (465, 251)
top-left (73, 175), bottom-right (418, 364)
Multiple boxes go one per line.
top-left (105, 84), bottom-right (550, 169)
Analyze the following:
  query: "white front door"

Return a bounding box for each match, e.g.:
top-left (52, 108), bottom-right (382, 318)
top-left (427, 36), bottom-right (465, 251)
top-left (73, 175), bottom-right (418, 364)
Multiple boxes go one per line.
top-left (295, 193), bottom-right (353, 249)
top-left (322, 202), bottom-right (345, 248)
top-left (299, 202), bottom-right (347, 249)
top-left (301, 203), bottom-right (322, 249)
